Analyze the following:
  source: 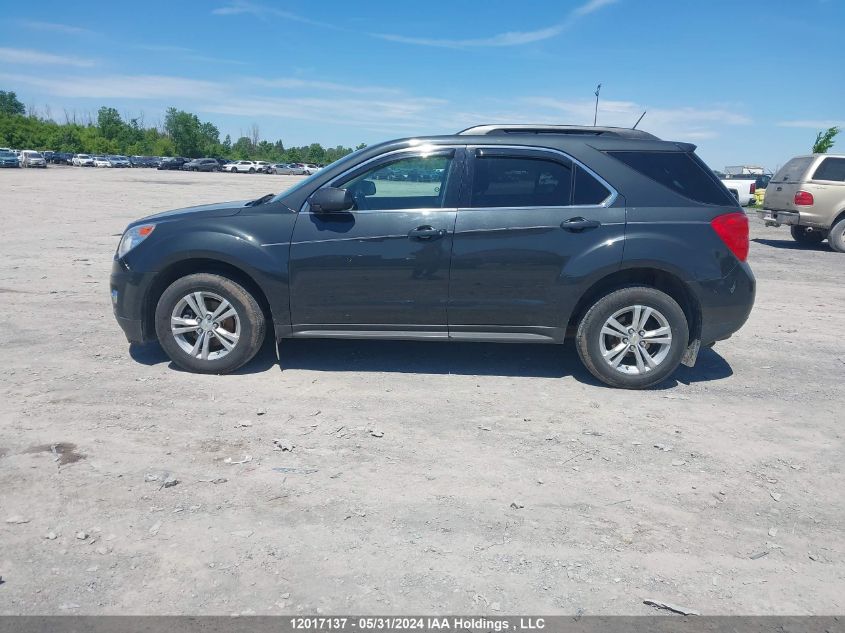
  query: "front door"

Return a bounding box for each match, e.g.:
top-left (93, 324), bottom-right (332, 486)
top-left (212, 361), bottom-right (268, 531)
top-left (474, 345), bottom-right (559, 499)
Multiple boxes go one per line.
top-left (289, 148), bottom-right (463, 337)
top-left (448, 146), bottom-right (626, 341)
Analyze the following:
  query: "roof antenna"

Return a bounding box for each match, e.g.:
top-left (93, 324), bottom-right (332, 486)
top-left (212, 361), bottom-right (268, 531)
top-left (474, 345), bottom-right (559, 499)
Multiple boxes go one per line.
top-left (593, 83), bottom-right (602, 126)
top-left (632, 110), bottom-right (647, 129)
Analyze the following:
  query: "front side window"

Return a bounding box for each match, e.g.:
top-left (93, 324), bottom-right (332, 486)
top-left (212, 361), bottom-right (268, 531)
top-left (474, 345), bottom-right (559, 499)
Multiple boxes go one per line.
top-left (812, 157), bottom-right (845, 182)
top-left (470, 156), bottom-right (572, 208)
top-left (338, 153), bottom-right (453, 211)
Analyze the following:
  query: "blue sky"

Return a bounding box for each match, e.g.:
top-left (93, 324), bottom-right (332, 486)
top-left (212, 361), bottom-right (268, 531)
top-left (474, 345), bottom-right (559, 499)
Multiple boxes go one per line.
top-left (1, 0), bottom-right (843, 169)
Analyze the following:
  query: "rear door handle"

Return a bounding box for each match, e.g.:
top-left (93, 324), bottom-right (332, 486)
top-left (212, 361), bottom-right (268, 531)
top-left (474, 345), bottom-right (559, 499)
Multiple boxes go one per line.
top-left (408, 225), bottom-right (446, 239)
top-left (560, 217), bottom-right (601, 232)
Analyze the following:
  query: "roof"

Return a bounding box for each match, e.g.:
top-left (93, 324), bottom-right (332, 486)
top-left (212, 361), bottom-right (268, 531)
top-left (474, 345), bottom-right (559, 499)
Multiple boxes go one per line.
top-left (456, 124), bottom-right (659, 140)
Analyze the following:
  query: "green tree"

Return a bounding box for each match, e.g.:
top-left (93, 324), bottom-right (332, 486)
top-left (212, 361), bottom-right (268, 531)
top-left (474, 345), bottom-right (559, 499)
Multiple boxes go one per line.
top-left (0, 90), bottom-right (26, 116)
top-left (97, 107), bottom-right (124, 141)
top-left (812, 126), bottom-right (840, 154)
top-left (230, 136), bottom-right (253, 159)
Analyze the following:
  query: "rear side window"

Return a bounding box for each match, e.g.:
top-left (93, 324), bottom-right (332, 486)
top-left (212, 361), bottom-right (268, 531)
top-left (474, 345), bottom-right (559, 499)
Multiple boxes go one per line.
top-left (573, 165), bottom-right (612, 205)
top-left (471, 156), bottom-right (572, 208)
top-left (607, 150), bottom-right (735, 205)
top-left (812, 157), bottom-right (845, 182)
top-left (772, 157), bottom-right (814, 183)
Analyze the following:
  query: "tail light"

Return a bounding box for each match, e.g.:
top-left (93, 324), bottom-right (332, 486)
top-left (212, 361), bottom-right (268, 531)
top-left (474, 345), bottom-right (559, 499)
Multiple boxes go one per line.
top-left (750, 183), bottom-right (756, 194)
top-left (711, 212), bottom-right (749, 262)
top-left (794, 190), bottom-right (814, 206)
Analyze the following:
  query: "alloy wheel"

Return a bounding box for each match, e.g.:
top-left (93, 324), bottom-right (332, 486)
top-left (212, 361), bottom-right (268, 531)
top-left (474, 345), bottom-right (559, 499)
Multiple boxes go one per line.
top-left (170, 291), bottom-right (240, 360)
top-left (598, 304), bottom-right (672, 375)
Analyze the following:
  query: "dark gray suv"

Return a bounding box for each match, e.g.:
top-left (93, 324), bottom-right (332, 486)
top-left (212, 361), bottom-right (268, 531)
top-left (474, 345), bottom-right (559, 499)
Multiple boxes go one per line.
top-left (111, 124), bottom-right (755, 388)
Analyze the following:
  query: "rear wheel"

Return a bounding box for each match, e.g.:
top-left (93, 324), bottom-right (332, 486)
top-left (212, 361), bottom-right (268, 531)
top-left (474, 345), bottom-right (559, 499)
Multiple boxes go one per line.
top-left (576, 286), bottom-right (688, 389)
top-left (249, 167), bottom-right (255, 174)
top-left (791, 225), bottom-right (826, 245)
top-left (154, 273), bottom-right (265, 374)
top-left (828, 217), bottom-right (845, 253)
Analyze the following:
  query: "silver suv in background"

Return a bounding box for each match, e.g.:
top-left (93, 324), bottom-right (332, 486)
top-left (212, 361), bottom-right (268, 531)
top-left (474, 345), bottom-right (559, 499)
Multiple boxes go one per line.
top-left (760, 154), bottom-right (845, 252)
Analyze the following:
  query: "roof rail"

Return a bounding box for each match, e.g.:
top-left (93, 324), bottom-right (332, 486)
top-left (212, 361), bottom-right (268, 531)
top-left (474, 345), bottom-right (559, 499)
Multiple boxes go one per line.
top-left (457, 124), bottom-right (659, 140)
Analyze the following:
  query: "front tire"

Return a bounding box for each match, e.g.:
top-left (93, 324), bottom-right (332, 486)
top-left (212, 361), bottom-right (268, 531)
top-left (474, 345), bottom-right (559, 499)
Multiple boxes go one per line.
top-left (791, 225), bottom-right (826, 245)
top-left (249, 168), bottom-right (255, 173)
top-left (576, 286), bottom-right (689, 389)
top-left (827, 217), bottom-right (845, 253)
top-left (154, 273), bottom-right (266, 374)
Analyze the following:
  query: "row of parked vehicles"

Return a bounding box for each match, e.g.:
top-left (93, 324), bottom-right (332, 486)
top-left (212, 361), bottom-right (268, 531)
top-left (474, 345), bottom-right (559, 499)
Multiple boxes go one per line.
top-left (0, 149), bottom-right (325, 175)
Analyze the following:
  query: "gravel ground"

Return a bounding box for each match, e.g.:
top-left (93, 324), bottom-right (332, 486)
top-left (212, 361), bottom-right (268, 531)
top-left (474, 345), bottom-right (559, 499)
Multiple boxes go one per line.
top-left (0, 166), bottom-right (842, 615)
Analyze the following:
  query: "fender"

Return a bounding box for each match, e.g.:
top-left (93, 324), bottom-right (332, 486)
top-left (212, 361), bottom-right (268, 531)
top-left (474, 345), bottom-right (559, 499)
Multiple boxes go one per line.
top-left (124, 211), bottom-right (297, 330)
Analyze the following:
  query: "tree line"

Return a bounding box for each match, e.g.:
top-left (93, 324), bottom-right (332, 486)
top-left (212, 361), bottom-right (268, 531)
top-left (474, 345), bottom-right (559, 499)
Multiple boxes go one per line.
top-left (0, 90), bottom-right (365, 164)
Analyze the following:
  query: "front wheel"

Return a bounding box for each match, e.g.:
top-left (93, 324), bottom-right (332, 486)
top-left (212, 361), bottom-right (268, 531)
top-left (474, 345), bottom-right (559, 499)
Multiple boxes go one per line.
top-left (154, 273), bottom-right (266, 374)
top-left (827, 217), bottom-right (845, 253)
top-left (248, 168), bottom-right (255, 173)
top-left (791, 225), bottom-right (826, 245)
top-left (576, 286), bottom-right (689, 389)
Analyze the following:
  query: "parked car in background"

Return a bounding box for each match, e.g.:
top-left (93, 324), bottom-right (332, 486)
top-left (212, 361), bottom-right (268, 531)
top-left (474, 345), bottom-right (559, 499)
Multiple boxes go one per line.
top-left (272, 163), bottom-right (308, 175)
top-left (157, 157), bottom-right (190, 170)
top-left (20, 150), bottom-right (47, 168)
top-left (183, 158), bottom-right (221, 172)
top-left (108, 155), bottom-right (131, 168)
top-left (254, 161), bottom-right (272, 174)
top-left (0, 150), bottom-right (20, 167)
top-left (719, 175), bottom-right (757, 206)
top-left (73, 154), bottom-right (95, 167)
top-left (759, 154), bottom-right (845, 252)
top-left (304, 163), bottom-right (322, 175)
top-left (110, 123), bottom-right (755, 389)
top-left (50, 152), bottom-right (74, 165)
top-left (93, 156), bottom-right (113, 168)
top-left (222, 160), bottom-right (260, 173)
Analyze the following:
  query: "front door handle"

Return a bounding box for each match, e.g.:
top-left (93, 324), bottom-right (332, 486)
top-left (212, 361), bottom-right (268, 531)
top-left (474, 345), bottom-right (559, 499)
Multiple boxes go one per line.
top-left (408, 225), bottom-right (446, 239)
top-left (560, 217), bottom-right (601, 232)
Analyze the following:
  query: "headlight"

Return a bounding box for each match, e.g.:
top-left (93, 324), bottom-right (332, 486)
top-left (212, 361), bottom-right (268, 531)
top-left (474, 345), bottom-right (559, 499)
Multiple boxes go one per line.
top-left (117, 224), bottom-right (155, 258)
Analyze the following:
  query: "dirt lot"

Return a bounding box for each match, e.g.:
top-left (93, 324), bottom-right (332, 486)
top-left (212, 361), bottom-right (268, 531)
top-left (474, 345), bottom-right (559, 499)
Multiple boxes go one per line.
top-left (0, 166), bottom-right (842, 615)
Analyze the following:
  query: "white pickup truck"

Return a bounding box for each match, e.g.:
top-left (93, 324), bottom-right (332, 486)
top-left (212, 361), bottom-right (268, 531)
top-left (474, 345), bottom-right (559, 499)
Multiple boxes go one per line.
top-left (720, 176), bottom-right (758, 206)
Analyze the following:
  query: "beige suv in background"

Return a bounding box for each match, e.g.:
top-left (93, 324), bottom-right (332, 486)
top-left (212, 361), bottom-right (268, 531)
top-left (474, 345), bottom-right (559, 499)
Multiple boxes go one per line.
top-left (759, 154), bottom-right (845, 252)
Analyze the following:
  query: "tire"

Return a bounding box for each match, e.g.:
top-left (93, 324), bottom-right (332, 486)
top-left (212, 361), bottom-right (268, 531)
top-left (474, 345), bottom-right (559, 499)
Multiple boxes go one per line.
top-left (576, 286), bottom-right (689, 389)
top-left (154, 273), bottom-right (266, 374)
top-left (828, 217), bottom-right (845, 253)
top-left (249, 168), bottom-right (255, 173)
top-left (790, 225), bottom-right (825, 245)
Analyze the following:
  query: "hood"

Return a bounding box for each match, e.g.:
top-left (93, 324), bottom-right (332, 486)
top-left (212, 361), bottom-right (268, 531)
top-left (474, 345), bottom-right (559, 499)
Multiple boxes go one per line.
top-left (131, 200), bottom-right (248, 226)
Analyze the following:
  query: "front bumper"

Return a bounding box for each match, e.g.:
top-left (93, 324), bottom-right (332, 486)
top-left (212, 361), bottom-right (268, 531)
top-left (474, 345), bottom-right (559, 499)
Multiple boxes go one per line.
top-left (110, 259), bottom-right (157, 343)
top-left (691, 261), bottom-right (756, 346)
top-left (758, 209), bottom-right (799, 227)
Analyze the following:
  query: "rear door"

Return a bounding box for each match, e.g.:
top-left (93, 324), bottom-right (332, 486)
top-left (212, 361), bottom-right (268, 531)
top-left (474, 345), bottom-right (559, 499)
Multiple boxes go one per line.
top-left (448, 146), bottom-right (625, 341)
top-left (764, 156), bottom-right (816, 211)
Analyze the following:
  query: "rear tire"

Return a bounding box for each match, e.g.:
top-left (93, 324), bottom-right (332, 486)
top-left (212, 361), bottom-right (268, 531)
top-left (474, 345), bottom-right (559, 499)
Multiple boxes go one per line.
top-left (828, 217), bottom-right (845, 253)
top-left (249, 168), bottom-right (255, 173)
top-left (576, 286), bottom-right (689, 389)
top-left (791, 225), bottom-right (825, 245)
top-left (154, 273), bottom-right (265, 374)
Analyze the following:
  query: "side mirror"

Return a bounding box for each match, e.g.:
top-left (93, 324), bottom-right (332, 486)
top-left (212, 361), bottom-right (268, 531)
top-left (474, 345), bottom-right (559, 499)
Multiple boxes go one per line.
top-left (358, 179), bottom-right (376, 196)
top-left (309, 187), bottom-right (353, 213)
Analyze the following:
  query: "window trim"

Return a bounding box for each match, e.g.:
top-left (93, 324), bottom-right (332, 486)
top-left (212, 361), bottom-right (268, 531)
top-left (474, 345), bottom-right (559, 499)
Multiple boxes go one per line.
top-left (301, 146), bottom-right (463, 214)
top-left (464, 145), bottom-right (617, 210)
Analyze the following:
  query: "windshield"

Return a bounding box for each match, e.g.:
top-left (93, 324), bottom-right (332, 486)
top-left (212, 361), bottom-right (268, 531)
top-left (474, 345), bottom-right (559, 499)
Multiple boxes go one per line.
top-left (271, 147), bottom-right (368, 203)
top-left (0, 151), bottom-right (14, 157)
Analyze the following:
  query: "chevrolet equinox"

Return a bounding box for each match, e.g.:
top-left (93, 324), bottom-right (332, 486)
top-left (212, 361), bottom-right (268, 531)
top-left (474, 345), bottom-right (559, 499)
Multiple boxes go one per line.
top-left (111, 125), bottom-right (755, 389)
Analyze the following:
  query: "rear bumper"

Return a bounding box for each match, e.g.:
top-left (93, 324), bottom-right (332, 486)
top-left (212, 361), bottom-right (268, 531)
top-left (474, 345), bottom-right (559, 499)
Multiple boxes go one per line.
top-left (758, 209), bottom-right (799, 226)
top-left (110, 259), bottom-right (157, 343)
top-left (691, 261), bottom-right (756, 345)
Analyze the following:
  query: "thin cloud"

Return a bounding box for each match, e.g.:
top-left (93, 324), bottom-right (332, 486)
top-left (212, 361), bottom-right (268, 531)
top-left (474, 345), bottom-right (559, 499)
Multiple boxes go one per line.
top-left (211, 0), bottom-right (339, 29)
top-left (0, 73), bottom-right (224, 100)
top-left (777, 119), bottom-right (844, 129)
top-left (16, 20), bottom-right (95, 35)
top-left (247, 77), bottom-right (404, 95)
top-left (372, 0), bottom-right (619, 48)
top-left (0, 47), bottom-right (96, 68)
